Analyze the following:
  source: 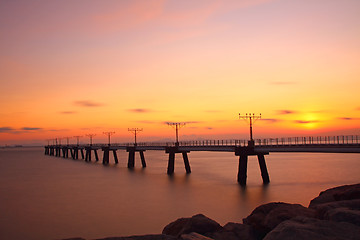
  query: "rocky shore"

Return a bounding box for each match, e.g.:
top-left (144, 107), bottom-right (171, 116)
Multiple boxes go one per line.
top-left (65, 183), bottom-right (360, 240)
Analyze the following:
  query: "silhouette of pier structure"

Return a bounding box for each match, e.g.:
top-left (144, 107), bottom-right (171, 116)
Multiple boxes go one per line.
top-left (44, 135), bottom-right (360, 185)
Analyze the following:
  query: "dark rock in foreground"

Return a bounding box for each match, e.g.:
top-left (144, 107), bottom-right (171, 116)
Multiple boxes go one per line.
top-left (242, 202), bottom-right (315, 238)
top-left (96, 235), bottom-right (176, 240)
top-left (263, 216), bottom-right (360, 240)
top-left (309, 183), bottom-right (360, 207)
top-left (63, 183), bottom-right (360, 240)
top-left (162, 214), bottom-right (223, 238)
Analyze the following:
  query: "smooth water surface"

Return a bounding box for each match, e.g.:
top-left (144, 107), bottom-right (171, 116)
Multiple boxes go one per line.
top-left (0, 147), bottom-right (359, 240)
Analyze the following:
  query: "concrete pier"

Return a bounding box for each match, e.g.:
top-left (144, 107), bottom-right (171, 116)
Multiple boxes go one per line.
top-left (126, 147), bottom-right (146, 169)
top-left (166, 147), bottom-right (191, 175)
top-left (85, 147), bottom-right (99, 162)
top-left (102, 147), bottom-right (118, 165)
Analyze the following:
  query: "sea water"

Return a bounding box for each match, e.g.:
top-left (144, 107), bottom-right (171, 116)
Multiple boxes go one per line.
top-left (0, 147), bottom-right (359, 240)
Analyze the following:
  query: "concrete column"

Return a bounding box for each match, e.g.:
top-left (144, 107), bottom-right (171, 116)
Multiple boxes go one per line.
top-left (182, 152), bottom-right (191, 173)
top-left (70, 148), bottom-right (75, 159)
top-left (94, 150), bottom-right (99, 162)
top-left (128, 151), bottom-right (135, 169)
top-left (80, 149), bottom-right (84, 159)
top-left (85, 149), bottom-right (92, 162)
top-left (238, 154), bottom-right (248, 186)
top-left (113, 150), bottom-right (118, 164)
top-left (139, 151), bottom-right (146, 168)
top-left (167, 152), bottom-right (175, 175)
top-left (102, 148), bottom-right (109, 164)
top-left (257, 154), bottom-right (270, 184)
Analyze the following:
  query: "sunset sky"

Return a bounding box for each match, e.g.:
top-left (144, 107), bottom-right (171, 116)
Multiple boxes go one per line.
top-left (1, 0), bottom-right (360, 145)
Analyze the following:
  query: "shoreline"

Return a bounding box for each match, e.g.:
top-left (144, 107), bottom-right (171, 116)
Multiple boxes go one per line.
top-left (63, 183), bottom-right (360, 240)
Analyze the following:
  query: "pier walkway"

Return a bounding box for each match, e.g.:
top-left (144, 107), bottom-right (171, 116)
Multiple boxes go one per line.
top-left (45, 135), bottom-right (360, 186)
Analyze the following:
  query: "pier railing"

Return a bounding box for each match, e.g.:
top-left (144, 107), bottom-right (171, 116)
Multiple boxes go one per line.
top-left (253, 135), bottom-right (360, 146)
top-left (46, 135), bottom-right (360, 148)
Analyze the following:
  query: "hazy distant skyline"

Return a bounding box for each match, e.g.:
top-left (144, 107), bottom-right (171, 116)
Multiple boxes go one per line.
top-left (1, 0), bottom-right (360, 145)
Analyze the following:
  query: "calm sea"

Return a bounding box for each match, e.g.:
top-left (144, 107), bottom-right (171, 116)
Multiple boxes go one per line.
top-left (0, 147), bottom-right (359, 240)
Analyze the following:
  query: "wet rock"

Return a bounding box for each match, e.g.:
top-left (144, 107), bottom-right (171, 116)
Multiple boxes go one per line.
top-left (309, 183), bottom-right (360, 207)
top-left (61, 238), bottom-right (87, 240)
top-left (263, 216), bottom-right (360, 240)
top-left (180, 232), bottom-right (214, 240)
top-left (324, 207), bottom-right (360, 227)
top-left (162, 214), bottom-right (222, 238)
top-left (243, 202), bottom-right (315, 238)
top-left (310, 198), bottom-right (360, 226)
top-left (96, 234), bottom-right (177, 240)
top-left (211, 222), bottom-right (258, 240)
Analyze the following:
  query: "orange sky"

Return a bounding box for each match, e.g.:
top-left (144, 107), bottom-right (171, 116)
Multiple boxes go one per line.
top-left (1, 0), bottom-right (360, 145)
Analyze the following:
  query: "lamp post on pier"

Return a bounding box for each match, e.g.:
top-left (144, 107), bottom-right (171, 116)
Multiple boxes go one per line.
top-left (86, 134), bottom-right (96, 146)
top-left (239, 113), bottom-right (261, 147)
top-left (73, 136), bottom-right (82, 146)
top-left (103, 132), bottom-right (115, 146)
top-left (166, 122), bottom-right (186, 146)
top-left (128, 128), bottom-right (143, 146)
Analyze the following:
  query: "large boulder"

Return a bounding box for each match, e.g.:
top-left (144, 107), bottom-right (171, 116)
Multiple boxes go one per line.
top-left (211, 222), bottom-right (259, 240)
top-left (96, 235), bottom-right (177, 240)
top-left (324, 207), bottom-right (360, 227)
top-left (309, 183), bottom-right (360, 207)
top-left (243, 202), bottom-right (315, 238)
top-left (263, 216), bottom-right (360, 240)
top-left (180, 232), bottom-right (214, 240)
top-left (310, 197), bottom-right (360, 226)
top-left (162, 214), bottom-right (222, 238)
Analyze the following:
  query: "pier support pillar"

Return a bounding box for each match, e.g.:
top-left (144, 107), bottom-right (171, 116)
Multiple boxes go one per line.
top-left (182, 152), bottom-right (191, 173)
top-left (257, 154), bottom-right (270, 184)
top-left (102, 148), bottom-right (109, 164)
top-left (94, 150), bottom-right (99, 162)
top-left (113, 150), bottom-right (118, 164)
top-left (80, 149), bottom-right (84, 159)
top-left (238, 154), bottom-right (248, 186)
top-left (167, 152), bottom-right (175, 175)
top-left (140, 151), bottom-right (146, 168)
top-left (126, 147), bottom-right (146, 168)
top-left (85, 148), bottom-right (92, 162)
top-left (128, 150), bottom-right (135, 169)
top-left (70, 148), bottom-right (75, 159)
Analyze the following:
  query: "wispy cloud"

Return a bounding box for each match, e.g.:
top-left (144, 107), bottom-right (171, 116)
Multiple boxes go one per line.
top-left (60, 111), bottom-right (77, 114)
top-left (21, 127), bottom-right (43, 131)
top-left (295, 120), bottom-right (320, 124)
top-left (74, 100), bottom-right (104, 107)
top-left (0, 127), bottom-right (15, 133)
top-left (127, 108), bottom-right (152, 113)
top-left (262, 118), bottom-right (280, 123)
top-left (338, 117), bottom-right (360, 121)
top-left (277, 110), bottom-right (297, 115)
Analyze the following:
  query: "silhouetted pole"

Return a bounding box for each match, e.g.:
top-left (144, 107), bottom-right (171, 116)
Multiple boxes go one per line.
top-left (103, 132), bottom-right (115, 146)
top-left (167, 122), bottom-right (186, 146)
top-left (86, 134), bottom-right (96, 146)
top-left (239, 113), bottom-right (261, 146)
top-left (128, 128), bottom-right (143, 146)
top-left (63, 137), bottom-right (71, 146)
top-left (73, 136), bottom-right (82, 146)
